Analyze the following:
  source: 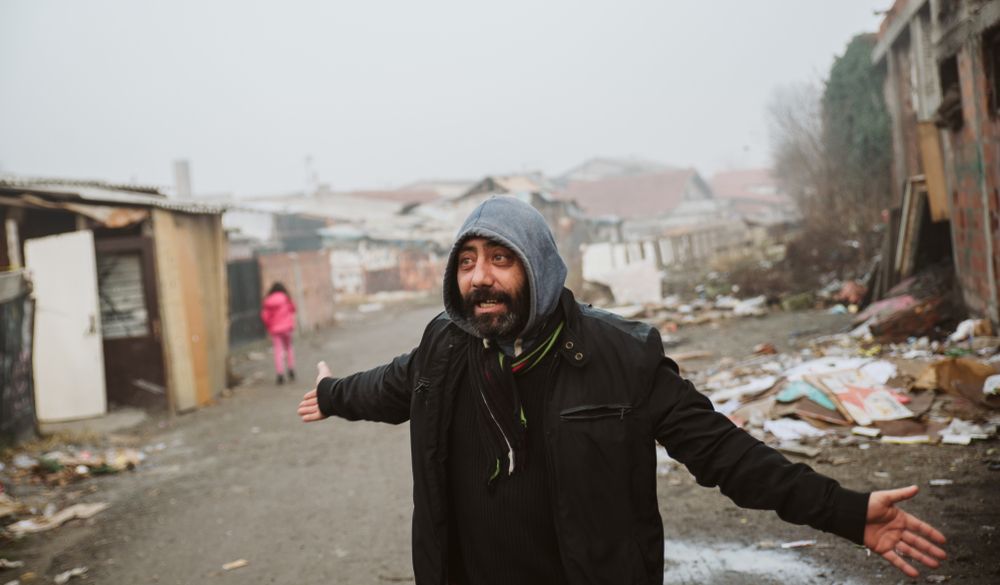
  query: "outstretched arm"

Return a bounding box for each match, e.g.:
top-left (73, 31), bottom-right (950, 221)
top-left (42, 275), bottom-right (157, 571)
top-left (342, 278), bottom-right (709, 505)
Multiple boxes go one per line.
top-left (297, 361), bottom-right (332, 422)
top-left (865, 486), bottom-right (947, 578)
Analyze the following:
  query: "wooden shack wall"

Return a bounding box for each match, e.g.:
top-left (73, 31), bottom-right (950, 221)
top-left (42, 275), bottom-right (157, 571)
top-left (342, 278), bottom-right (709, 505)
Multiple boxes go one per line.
top-left (151, 209), bottom-right (227, 413)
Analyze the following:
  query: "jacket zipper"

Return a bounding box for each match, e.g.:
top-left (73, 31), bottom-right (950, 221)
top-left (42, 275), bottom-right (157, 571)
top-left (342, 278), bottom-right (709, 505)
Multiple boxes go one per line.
top-left (414, 377), bottom-right (430, 405)
top-left (559, 403), bottom-right (634, 421)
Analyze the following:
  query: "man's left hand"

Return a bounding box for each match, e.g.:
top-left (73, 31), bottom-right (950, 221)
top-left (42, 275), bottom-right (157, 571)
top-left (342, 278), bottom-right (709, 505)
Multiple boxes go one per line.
top-left (864, 485), bottom-right (947, 577)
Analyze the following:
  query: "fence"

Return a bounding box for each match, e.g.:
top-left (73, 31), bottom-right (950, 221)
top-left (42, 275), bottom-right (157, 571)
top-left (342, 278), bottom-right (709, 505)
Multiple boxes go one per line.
top-left (228, 259), bottom-right (267, 348)
top-left (0, 290), bottom-right (35, 442)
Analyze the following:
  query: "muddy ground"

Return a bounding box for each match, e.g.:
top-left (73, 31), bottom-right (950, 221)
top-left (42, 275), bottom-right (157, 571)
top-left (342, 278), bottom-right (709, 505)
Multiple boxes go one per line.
top-left (1, 296), bottom-right (997, 584)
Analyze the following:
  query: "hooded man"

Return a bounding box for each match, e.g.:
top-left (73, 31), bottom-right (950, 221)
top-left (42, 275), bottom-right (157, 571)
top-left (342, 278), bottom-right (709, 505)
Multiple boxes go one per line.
top-left (299, 196), bottom-right (946, 585)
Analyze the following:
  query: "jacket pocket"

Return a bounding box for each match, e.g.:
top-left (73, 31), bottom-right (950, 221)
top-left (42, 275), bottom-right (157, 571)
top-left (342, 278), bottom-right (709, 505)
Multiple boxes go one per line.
top-left (559, 403), bottom-right (634, 421)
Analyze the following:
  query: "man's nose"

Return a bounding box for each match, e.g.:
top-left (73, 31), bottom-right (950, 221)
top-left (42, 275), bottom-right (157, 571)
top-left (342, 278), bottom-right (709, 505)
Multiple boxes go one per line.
top-left (471, 258), bottom-right (493, 288)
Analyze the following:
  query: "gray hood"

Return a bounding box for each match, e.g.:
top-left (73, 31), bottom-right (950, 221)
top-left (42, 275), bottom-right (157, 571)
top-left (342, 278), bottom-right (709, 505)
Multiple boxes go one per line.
top-left (443, 195), bottom-right (567, 342)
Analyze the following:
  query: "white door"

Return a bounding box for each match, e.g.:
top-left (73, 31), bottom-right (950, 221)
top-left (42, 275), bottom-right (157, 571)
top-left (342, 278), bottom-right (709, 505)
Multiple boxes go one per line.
top-left (25, 230), bottom-right (107, 422)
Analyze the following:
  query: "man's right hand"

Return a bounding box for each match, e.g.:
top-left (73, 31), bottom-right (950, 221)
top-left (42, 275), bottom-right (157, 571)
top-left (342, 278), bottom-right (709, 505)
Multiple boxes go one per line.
top-left (297, 361), bottom-right (332, 422)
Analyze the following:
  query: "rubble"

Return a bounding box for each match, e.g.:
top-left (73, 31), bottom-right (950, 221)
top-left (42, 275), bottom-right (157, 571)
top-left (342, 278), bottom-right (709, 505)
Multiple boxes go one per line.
top-left (663, 301), bottom-right (1000, 455)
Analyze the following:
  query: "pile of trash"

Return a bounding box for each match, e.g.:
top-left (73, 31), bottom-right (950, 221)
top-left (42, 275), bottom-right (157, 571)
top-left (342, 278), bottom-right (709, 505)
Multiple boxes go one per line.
top-left (680, 324), bottom-right (1000, 459)
top-left (7, 447), bottom-right (145, 486)
top-left (0, 441), bottom-right (166, 542)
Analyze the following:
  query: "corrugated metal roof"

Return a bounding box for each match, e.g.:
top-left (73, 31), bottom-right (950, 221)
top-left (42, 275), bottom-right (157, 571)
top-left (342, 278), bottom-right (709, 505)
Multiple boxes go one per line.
top-left (0, 176), bottom-right (228, 214)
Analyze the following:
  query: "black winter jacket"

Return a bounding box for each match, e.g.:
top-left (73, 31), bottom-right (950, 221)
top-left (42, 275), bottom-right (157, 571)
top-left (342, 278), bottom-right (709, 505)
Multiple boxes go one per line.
top-left (317, 290), bottom-right (870, 585)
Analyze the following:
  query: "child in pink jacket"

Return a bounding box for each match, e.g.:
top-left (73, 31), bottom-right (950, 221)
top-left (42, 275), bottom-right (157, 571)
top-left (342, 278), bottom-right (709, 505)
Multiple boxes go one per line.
top-left (260, 282), bottom-right (297, 384)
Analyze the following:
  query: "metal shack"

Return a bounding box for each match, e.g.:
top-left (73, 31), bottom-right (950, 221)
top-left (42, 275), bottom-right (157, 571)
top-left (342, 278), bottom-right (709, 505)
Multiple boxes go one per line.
top-left (0, 177), bottom-right (228, 422)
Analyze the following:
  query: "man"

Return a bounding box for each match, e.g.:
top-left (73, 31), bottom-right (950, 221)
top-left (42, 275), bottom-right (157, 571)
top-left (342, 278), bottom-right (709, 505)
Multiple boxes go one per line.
top-left (299, 196), bottom-right (946, 584)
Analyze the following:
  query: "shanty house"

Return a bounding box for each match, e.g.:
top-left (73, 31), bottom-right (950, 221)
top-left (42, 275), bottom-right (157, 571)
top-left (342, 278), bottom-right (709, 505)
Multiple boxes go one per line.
top-left (0, 177), bottom-right (228, 424)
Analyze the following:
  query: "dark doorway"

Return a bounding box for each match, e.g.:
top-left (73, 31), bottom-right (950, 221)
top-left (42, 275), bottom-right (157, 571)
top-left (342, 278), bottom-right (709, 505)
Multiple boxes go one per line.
top-left (95, 237), bottom-right (168, 411)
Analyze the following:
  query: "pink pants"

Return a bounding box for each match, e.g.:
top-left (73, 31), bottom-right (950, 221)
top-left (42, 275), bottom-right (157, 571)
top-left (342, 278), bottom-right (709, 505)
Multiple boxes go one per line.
top-left (271, 331), bottom-right (295, 375)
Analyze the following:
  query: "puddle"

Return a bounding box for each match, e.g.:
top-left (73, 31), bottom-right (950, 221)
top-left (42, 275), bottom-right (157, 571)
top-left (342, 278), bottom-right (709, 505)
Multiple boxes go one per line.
top-left (663, 540), bottom-right (862, 585)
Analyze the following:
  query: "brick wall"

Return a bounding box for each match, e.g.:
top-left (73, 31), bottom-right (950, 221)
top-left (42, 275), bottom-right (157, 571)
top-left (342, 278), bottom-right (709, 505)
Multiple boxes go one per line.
top-left (943, 44), bottom-right (1000, 320)
top-left (258, 250), bottom-right (336, 333)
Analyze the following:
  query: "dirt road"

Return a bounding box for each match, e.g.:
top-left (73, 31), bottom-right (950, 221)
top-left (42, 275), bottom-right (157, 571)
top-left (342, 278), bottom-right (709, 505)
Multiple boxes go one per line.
top-left (5, 299), bottom-right (997, 584)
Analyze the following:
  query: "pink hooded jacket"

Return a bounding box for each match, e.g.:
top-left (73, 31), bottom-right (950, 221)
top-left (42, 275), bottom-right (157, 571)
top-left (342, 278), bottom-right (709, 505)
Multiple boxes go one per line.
top-left (261, 291), bottom-right (297, 335)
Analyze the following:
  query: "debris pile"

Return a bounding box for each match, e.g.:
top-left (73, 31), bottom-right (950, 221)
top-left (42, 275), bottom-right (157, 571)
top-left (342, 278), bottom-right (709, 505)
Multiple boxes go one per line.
top-left (8, 448), bottom-right (145, 486)
top-left (680, 320), bottom-right (1000, 458)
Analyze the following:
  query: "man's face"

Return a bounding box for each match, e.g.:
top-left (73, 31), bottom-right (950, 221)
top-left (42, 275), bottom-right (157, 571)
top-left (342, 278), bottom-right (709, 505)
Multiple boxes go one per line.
top-left (456, 237), bottom-right (529, 339)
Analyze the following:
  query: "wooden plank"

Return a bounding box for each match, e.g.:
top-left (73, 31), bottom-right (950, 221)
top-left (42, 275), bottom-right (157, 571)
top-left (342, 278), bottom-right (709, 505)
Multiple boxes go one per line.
top-left (151, 208), bottom-right (196, 413)
top-left (174, 214), bottom-right (212, 408)
top-left (198, 214), bottom-right (227, 400)
top-left (917, 121), bottom-right (950, 222)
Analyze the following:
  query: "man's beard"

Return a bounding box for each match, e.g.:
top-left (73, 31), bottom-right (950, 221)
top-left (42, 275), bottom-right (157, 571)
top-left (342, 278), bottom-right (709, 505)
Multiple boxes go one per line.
top-left (462, 285), bottom-right (530, 339)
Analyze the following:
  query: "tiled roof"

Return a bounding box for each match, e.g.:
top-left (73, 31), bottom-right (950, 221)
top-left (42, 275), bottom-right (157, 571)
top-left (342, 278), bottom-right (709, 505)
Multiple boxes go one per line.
top-left (561, 168), bottom-right (698, 218)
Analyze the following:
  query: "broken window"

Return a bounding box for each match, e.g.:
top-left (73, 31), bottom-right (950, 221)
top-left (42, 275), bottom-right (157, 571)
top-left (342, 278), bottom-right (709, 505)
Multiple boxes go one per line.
top-left (985, 27), bottom-right (1000, 116)
top-left (934, 55), bottom-right (962, 131)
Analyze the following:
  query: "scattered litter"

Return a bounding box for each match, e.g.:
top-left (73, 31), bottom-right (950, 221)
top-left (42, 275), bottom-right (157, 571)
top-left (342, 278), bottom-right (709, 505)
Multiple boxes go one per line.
top-left (733, 296), bottom-right (768, 317)
top-left (882, 435), bottom-right (930, 444)
top-left (764, 419), bottom-right (826, 441)
top-left (775, 381), bottom-right (836, 410)
top-left (852, 426), bottom-right (881, 437)
top-left (0, 495), bottom-right (20, 520)
top-left (0, 559), bottom-right (22, 569)
top-left (873, 471), bottom-right (890, 478)
top-left (928, 479), bottom-right (953, 486)
top-left (53, 567), bottom-right (87, 584)
top-left (985, 374), bottom-right (1000, 396)
top-left (756, 540), bottom-right (775, 548)
top-left (925, 575), bottom-right (951, 582)
top-left (858, 361), bottom-right (898, 384)
top-left (939, 419), bottom-right (990, 445)
top-left (780, 539), bottom-right (816, 548)
top-left (12, 455), bottom-right (36, 469)
top-left (223, 559), bottom-right (248, 571)
top-left (948, 319), bottom-right (978, 343)
top-left (774, 442), bottom-right (822, 458)
top-left (6, 502), bottom-right (110, 535)
top-left (711, 376), bottom-right (778, 404)
top-left (753, 343), bottom-right (778, 355)
top-left (858, 443), bottom-right (871, 450)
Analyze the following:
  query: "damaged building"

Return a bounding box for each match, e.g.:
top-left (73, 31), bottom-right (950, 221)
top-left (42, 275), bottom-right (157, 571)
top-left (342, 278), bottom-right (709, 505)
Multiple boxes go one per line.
top-left (874, 0), bottom-right (1000, 327)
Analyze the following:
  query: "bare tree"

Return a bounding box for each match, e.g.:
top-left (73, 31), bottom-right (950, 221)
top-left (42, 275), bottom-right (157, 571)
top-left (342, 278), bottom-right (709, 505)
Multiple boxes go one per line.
top-left (766, 82), bottom-right (835, 230)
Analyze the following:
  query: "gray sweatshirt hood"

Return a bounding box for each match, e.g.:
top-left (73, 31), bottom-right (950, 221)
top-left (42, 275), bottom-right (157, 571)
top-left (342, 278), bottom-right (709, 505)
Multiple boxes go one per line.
top-left (443, 195), bottom-right (567, 343)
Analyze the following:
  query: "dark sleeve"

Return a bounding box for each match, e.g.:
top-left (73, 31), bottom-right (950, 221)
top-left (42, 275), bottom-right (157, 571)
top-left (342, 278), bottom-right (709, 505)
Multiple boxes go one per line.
top-left (647, 342), bottom-right (869, 545)
top-left (316, 347), bottom-right (417, 425)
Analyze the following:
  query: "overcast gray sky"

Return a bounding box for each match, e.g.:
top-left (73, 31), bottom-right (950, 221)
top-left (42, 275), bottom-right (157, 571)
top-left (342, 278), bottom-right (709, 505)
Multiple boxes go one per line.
top-left (0, 1), bottom-right (886, 196)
